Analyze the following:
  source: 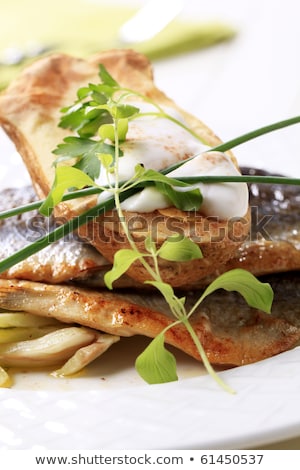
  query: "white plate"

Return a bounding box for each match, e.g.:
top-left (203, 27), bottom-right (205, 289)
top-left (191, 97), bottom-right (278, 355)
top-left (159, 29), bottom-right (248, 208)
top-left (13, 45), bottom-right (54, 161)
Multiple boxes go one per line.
top-left (0, 122), bottom-right (300, 450)
top-left (1, 0), bottom-right (300, 447)
top-left (1, 347), bottom-right (300, 450)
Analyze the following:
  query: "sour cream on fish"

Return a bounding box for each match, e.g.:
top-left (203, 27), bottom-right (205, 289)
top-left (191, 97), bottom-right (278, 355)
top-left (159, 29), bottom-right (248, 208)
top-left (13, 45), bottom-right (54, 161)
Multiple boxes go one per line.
top-left (96, 102), bottom-right (248, 219)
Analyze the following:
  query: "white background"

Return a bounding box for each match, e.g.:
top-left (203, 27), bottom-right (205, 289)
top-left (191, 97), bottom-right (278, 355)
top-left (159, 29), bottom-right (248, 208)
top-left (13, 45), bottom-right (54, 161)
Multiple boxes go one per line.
top-left (1, 0), bottom-right (300, 451)
top-left (2, 0), bottom-right (300, 176)
top-left (118, 0), bottom-right (300, 175)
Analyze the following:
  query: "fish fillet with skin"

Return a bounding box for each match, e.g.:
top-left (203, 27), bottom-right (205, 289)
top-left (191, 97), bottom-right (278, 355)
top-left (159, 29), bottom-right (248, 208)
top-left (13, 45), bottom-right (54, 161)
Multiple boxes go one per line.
top-left (0, 186), bottom-right (109, 284)
top-left (0, 276), bottom-right (299, 367)
top-left (191, 167), bottom-right (300, 286)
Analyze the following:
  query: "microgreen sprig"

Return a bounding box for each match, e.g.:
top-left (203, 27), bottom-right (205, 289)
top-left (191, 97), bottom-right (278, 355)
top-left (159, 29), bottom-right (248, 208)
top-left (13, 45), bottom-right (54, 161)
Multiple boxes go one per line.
top-left (53, 63), bottom-right (208, 185)
top-left (52, 65), bottom-right (274, 391)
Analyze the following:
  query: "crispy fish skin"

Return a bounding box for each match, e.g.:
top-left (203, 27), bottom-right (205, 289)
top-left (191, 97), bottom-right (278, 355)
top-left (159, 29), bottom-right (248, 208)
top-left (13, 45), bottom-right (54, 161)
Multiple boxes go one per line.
top-left (228, 167), bottom-right (300, 275)
top-left (196, 168), bottom-right (300, 286)
top-left (0, 186), bottom-right (109, 284)
top-left (0, 278), bottom-right (298, 366)
top-left (0, 49), bottom-right (250, 287)
top-left (0, 186), bottom-right (145, 287)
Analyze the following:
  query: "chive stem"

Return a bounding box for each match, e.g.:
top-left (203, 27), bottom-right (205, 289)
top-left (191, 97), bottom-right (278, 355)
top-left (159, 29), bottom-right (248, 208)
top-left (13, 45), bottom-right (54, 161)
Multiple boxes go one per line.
top-left (2, 114), bottom-right (300, 221)
top-left (212, 115), bottom-right (300, 153)
top-left (0, 200), bottom-right (42, 219)
top-left (176, 175), bottom-right (300, 185)
top-left (0, 199), bottom-right (112, 273)
top-left (162, 115), bottom-right (300, 175)
top-left (1, 115), bottom-right (300, 273)
top-left (0, 187), bottom-right (102, 220)
top-left (1, 174), bottom-right (299, 221)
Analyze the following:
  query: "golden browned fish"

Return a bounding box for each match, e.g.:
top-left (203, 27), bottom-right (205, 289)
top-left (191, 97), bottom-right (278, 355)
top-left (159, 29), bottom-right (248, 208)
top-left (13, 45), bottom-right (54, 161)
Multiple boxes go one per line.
top-left (233, 167), bottom-right (300, 275)
top-left (0, 186), bottom-right (110, 284)
top-left (0, 275), bottom-right (299, 367)
top-left (0, 185), bottom-right (144, 288)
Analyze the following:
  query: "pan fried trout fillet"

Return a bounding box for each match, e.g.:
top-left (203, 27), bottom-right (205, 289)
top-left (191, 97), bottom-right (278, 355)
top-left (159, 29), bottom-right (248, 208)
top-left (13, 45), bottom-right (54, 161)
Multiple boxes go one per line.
top-left (0, 49), bottom-right (250, 287)
top-left (0, 186), bottom-right (109, 284)
top-left (0, 277), bottom-right (299, 366)
top-left (227, 167), bottom-right (300, 275)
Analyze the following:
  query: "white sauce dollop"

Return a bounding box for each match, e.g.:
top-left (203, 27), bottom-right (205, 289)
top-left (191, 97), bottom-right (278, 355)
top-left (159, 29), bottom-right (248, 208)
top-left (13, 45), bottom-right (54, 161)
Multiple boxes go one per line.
top-left (96, 102), bottom-right (248, 219)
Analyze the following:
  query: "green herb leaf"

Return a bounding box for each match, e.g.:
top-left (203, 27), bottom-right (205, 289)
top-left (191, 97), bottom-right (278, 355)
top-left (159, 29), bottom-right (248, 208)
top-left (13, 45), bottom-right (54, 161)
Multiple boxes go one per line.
top-left (144, 236), bottom-right (156, 254)
top-left (117, 118), bottom-right (129, 141)
top-left (99, 118), bottom-right (129, 143)
top-left (98, 153), bottom-right (114, 170)
top-left (159, 235), bottom-right (203, 262)
top-left (145, 280), bottom-right (185, 316)
top-left (135, 169), bottom-right (203, 209)
top-left (59, 104), bottom-right (87, 131)
top-left (155, 182), bottom-right (203, 211)
top-left (59, 104), bottom-right (112, 137)
top-left (73, 153), bottom-right (101, 179)
top-left (99, 64), bottom-right (119, 87)
top-left (104, 249), bottom-right (144, 289)
top-left (39, 166), bottom-right (95, 216)
top-left (146, 280), bottom-right (175, 304)
top-left (138, 168), bottom-right (188, 187)
top-left (135, 333), bottom-right (178, 384)
top-left (130, 164), bottom-right (146, 180)
top-left (114, 104), bottom-right (139, 119)
top-left (88, 83), bottom-right (110, 103)
top-left (53, 137), bottom-right (116, 179)
top-left (200, 268), bottom-right (274, 313)
top-left (76, 86), bottom-right (91, 100)
top-left (53, 136), bottom-right (114, 159)
top-left (78, 109), bottom-right (112, 137)
top-left (89, 82), bottom-right (115, 99)
top-left (99, 123), bottom-right (115, 142)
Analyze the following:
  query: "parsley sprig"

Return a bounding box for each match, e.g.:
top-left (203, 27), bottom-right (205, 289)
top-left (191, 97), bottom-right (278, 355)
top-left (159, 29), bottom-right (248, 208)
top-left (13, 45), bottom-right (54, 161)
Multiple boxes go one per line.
top-left (0, 64), bottom-right (299, 390)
